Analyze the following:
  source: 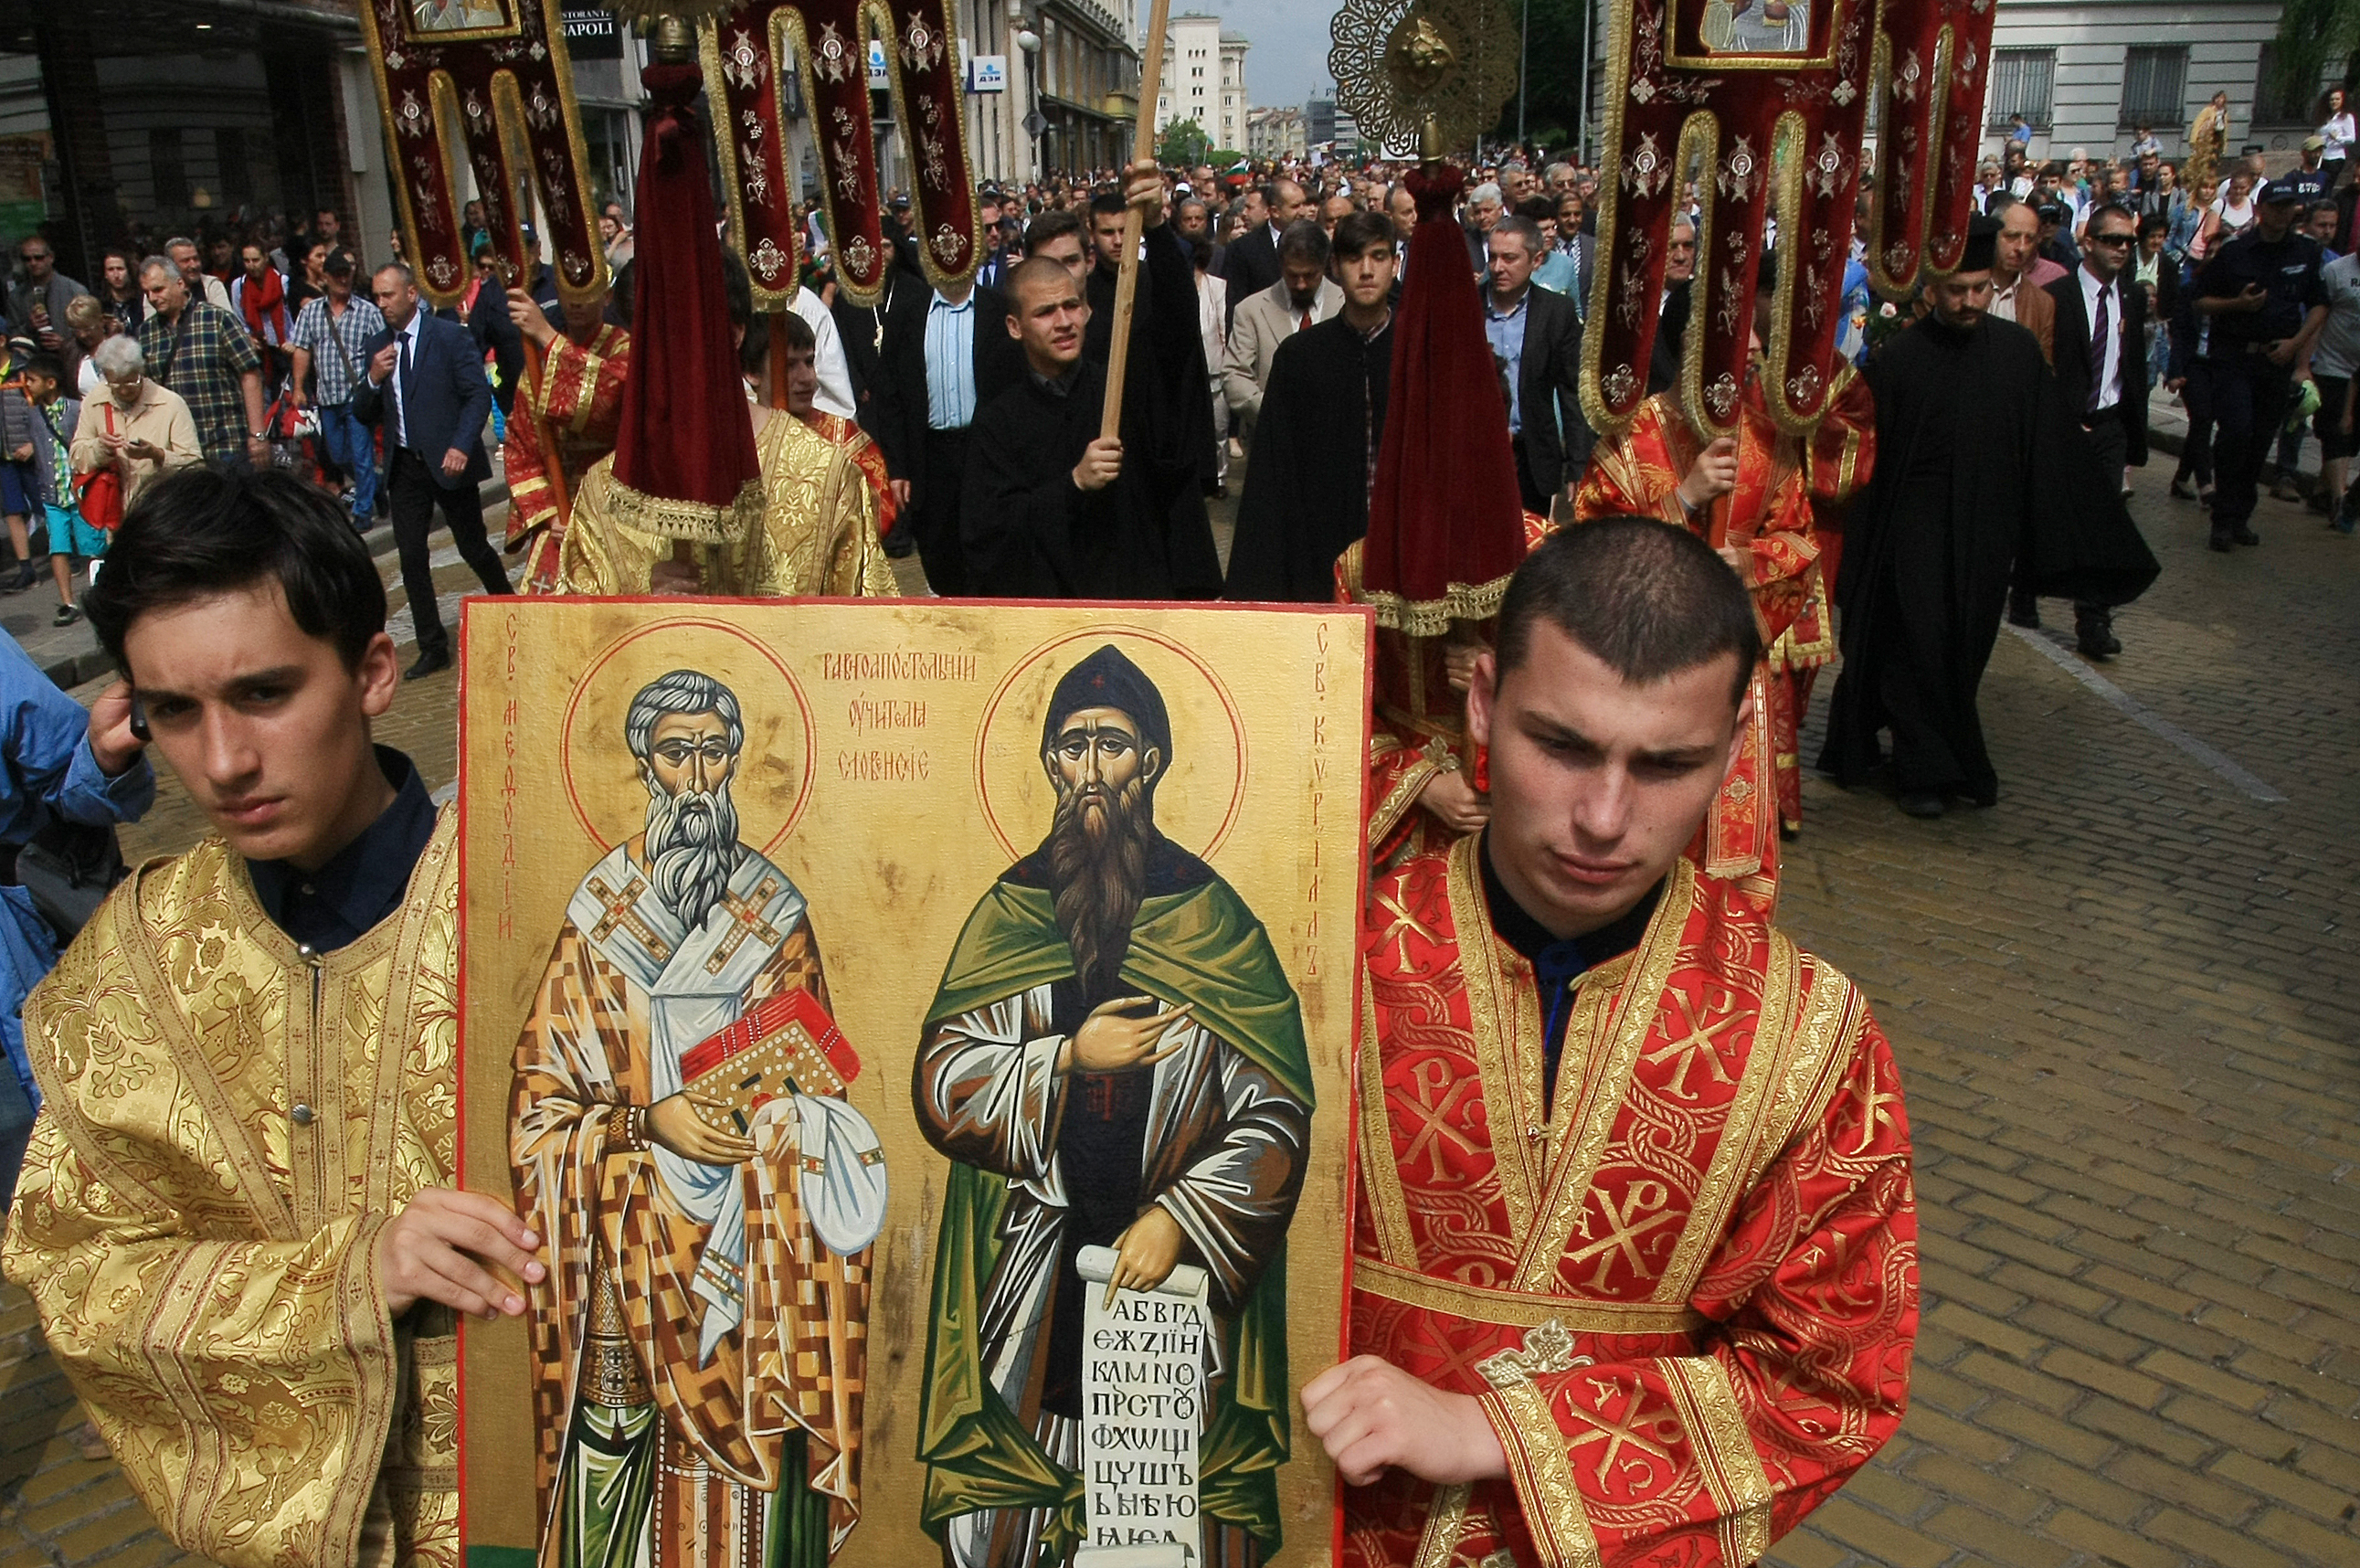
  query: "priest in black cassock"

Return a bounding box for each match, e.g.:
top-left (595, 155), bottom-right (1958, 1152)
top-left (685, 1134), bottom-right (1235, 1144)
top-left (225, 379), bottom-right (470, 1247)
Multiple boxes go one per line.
top-left (960, 164), bottom-right (1222, 599)
top-left (1818, 216), bottom-right (2160, 819)
top-left (1224, 210), bottom-right (1400, 601)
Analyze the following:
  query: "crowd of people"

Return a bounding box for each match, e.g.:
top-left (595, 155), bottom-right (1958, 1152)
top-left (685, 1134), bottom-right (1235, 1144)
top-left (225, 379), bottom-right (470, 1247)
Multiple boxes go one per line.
top-left (0, 65), bottom-right (2350, 1568)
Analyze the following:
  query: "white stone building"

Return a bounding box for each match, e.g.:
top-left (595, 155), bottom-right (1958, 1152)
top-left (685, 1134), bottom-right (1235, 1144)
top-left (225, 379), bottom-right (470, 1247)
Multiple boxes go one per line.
top-left (1978, 0), bottom-right (2345, 164)
top-left (1155, 11), bottom-right (1250, 154)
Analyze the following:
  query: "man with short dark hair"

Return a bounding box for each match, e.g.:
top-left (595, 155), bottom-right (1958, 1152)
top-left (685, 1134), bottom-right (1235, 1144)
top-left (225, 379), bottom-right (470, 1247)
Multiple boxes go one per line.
top-left (1822, 217), bottom-right (2157, 817)
top-left (2041, 202), bottom-right (2148, 654)
top-left (5, 465), bottom-right (541, 1567)
top-left (1225, 209), bottom-right (1397, 599)
top-left (1223, 218), bottom-right (1341, 447)
top-left (962, 185), bottom-right (1211, 599)
top-left (351, 261), bottom-right (512, 681)
top-left (2196, 178), bottom-right (2332, 550)
top-left (1219, 177), bottom-right (1306, 321)
top-left (1485, 215), bottom-right (1590, 514)
top-left (1308, 516), bottom-right (1918, 1566)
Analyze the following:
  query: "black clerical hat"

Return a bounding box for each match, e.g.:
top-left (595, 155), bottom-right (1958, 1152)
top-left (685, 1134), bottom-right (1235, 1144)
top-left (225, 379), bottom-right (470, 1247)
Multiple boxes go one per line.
top-left (1960, 215), bottom-right (2000, 273)
top-left (1042, 645), bottom-right (1173, 763)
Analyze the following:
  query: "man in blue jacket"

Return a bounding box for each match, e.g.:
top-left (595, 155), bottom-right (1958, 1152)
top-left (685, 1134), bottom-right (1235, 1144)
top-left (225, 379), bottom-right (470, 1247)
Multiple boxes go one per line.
top-left (0, 630), bottom-right (153, 1208)
top-left (352, 262), bottom-right (512, 681)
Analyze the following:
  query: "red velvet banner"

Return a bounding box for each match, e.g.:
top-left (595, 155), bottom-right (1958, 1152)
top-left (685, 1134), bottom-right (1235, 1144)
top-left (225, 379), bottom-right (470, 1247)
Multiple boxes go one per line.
top-left (356, 0), bottom-right (610, 313)
top-left (1868, 0), bottom-right (1998, 293)
top-left (1582, 0), bottom-right (1995, 440)
top-left (704, 0), bottom-right (981, 310)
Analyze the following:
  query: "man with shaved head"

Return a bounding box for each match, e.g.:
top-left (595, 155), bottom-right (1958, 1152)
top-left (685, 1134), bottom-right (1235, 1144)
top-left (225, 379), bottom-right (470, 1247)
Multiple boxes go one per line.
top-left (962, 166), bottom-right (1219, 599)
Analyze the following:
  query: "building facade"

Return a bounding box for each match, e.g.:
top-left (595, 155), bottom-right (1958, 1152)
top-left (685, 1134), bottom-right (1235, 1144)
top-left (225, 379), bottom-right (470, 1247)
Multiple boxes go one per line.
top-left (1978, 0), bottom-right (2347, 164)
top-left (1246, 104), bottom-right (1306, 161)
top-left (1305, 90), bottom-right (1360, 158)
top-left (1155, 12), bottom-right (1247, 155)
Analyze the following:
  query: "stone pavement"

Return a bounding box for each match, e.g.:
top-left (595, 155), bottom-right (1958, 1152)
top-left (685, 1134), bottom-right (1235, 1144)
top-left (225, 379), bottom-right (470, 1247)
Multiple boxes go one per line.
top-left (4, 458), bottom-right (2358, 1567)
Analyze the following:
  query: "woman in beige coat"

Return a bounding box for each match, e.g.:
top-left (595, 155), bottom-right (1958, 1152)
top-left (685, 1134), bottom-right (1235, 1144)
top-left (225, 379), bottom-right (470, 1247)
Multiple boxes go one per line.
top-left (70, 334), bottom-right (201, 509)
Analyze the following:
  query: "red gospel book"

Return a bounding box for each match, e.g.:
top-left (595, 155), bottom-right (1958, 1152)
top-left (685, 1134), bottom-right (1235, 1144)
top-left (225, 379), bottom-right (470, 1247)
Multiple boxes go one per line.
top-left (678, 991), bottom-right (862, 1136)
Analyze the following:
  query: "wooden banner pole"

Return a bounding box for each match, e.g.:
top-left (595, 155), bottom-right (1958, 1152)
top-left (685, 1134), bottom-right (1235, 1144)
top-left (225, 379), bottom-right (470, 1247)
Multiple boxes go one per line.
top-left (1098, 0), bottom-right (1174, 442)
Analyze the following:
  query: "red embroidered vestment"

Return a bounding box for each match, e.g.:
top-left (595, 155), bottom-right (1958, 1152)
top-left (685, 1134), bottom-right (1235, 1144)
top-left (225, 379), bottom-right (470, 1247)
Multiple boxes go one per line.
top-left (1351, 838), bottom-right (1918, 1567)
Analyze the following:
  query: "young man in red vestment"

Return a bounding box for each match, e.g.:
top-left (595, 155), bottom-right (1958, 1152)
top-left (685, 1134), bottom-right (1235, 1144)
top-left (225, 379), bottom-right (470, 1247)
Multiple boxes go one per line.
top-left (503, 284), bottom-right (629, 594)
top-left (1572, 268), bottom-right (1876, 915)
top-left (1311, 516), bottom-right (1918, 1568)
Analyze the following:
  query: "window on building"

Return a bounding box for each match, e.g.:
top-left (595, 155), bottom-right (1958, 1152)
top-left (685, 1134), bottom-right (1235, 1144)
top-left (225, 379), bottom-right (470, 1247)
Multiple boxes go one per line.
top-left (1986, 48), bottom-right (2055, 132)
top-left (2119, 46), bottom-right (2186, 128)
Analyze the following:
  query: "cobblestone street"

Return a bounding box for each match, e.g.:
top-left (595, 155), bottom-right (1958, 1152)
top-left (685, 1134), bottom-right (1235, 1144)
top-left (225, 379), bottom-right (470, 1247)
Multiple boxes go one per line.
top-left (2, 458), bottom-right (2355, 1567)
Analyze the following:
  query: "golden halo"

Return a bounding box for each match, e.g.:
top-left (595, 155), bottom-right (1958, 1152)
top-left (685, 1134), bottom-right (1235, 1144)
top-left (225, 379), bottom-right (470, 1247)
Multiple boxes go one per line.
top-left (973, 627), bottom-right (1249, 865)
top-left (558, 617), bottom-right (815, 854)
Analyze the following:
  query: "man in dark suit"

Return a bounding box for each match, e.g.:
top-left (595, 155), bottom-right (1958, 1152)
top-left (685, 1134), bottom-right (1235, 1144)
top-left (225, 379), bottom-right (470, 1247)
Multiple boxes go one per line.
top-left (1482, 216), bottom-right (1593, 514)
top-left (1219, 180), bottom-right (1307, 327)
top-left (352, 262), bottom-right (512, 681)
top-left (876, 270), bottom-right (1021, 593)
top-left (2043, 200), bottom-right (2146, 659)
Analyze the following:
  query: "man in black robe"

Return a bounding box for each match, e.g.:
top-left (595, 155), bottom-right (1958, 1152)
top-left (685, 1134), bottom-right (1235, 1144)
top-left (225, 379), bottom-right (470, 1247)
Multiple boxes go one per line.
top-left (1819, 217), bottom-right (2159, 819)
top-left (961, 172), bottom-right (1212, 599)
top-left (1083, 188), bottom-right (1222, 596)
top-left (1224, 210), bottom-right (1398, 600)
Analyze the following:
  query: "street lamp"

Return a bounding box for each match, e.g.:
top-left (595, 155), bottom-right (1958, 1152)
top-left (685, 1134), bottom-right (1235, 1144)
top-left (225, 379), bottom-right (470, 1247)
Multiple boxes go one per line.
top-left (1016, 25), bottom-right (1043, 180)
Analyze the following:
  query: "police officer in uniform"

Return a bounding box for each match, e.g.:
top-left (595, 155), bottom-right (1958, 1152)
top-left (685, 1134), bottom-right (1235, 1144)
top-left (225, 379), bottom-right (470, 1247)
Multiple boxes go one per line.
top-left (2195, 178), bottom-right (2332, 551)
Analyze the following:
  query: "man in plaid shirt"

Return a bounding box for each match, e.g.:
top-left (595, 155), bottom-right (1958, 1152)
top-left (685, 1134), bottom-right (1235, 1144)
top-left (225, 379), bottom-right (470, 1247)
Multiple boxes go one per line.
top-left (135, 255), bottom-right (266, 466)
top-left (289, 250), bottom-right (389, 526)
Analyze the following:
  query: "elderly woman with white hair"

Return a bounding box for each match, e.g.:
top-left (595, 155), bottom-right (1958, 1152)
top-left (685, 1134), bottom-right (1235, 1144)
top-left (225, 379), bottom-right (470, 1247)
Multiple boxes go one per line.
top-left (69, 334), bottom-right (201, 508)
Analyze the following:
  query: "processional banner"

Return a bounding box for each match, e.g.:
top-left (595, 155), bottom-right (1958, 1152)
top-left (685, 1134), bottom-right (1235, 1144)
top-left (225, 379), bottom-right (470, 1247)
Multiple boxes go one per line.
top-left (702, 0), bottom-right (982, 308)
top-left (1582, 0), bottom-right (1997, 440)
top-left (455, 600), bottom-right (1368, 1568)
top-left (356, 0), bottom-right (611, 313)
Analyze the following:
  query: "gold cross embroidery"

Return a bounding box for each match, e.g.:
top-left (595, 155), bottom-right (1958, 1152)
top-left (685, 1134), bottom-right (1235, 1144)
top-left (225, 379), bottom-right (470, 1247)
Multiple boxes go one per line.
top-left (1564, 1179), bottom-right (1680, 1288)
top-left (1373, 888), bottom-right (1442, 969)
top-left (587, 874), bottom-right (672, 962)
top-left (705, 877), bottom-right (785, 974)
top-left (1564, 1383), bottom-right (1684, 1488)
top-left (1643, 986), bottom-right (1742, 1101)
top-left (1393, 1056), bottom-right (1482, 1181)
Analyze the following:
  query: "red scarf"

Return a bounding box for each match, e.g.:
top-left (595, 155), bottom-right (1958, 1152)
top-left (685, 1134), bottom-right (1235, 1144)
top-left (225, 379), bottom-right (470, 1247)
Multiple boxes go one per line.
top-left (239, 267), bottom-right (291, 344)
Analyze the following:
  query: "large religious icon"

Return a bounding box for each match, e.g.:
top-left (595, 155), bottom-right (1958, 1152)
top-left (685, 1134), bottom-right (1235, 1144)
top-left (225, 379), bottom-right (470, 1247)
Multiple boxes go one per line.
top-left (414, 0), bottom-right (511, 32)
top-left (457, 603), bottom-right (1370, 1568)
top-left (512, 666), bottom-right (884, 1568)
top-left (914, 645), bottom-right (1311, 1568)
top-left (1699, 0), bottom-right (1808, 52)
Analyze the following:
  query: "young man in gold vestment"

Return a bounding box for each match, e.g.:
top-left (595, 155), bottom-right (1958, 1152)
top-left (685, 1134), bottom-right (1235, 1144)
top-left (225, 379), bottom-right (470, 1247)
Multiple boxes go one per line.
top-left (1, 468), bottom-right (545, 1568)
top-left (553, 260), bottom-right (896, 600)
top-left (1307, 519), bottom-right (1917, 1568)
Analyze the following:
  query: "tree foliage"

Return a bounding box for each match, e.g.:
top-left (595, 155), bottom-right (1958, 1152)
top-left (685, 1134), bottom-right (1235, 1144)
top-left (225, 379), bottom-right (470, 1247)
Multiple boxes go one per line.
top-left (1159, 118), bottom-right (1212, 168)
top-left (2270, 5), bottom-right (2357, 120)
top-left (1492, 0), bottom-right (1594, 154)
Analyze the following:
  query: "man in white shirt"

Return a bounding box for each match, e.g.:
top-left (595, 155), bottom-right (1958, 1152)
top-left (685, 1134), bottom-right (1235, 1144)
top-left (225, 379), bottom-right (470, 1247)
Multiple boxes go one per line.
top-left (2044, 203), bottom-right (2146, 657)
top-left (2302, 247), bottom-right (2360, 532)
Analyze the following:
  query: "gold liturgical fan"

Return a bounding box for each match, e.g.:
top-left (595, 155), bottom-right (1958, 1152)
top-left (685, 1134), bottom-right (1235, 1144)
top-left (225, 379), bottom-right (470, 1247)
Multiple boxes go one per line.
top-left (1328, 0), bottom-right (1520, 158)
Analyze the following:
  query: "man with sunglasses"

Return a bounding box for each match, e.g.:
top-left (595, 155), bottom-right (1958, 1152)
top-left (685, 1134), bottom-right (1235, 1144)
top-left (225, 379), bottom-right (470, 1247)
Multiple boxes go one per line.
top-left (9, 238), bottom-right (90, 383)
top-left (2043, 203), bottom-right (2147, 657)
